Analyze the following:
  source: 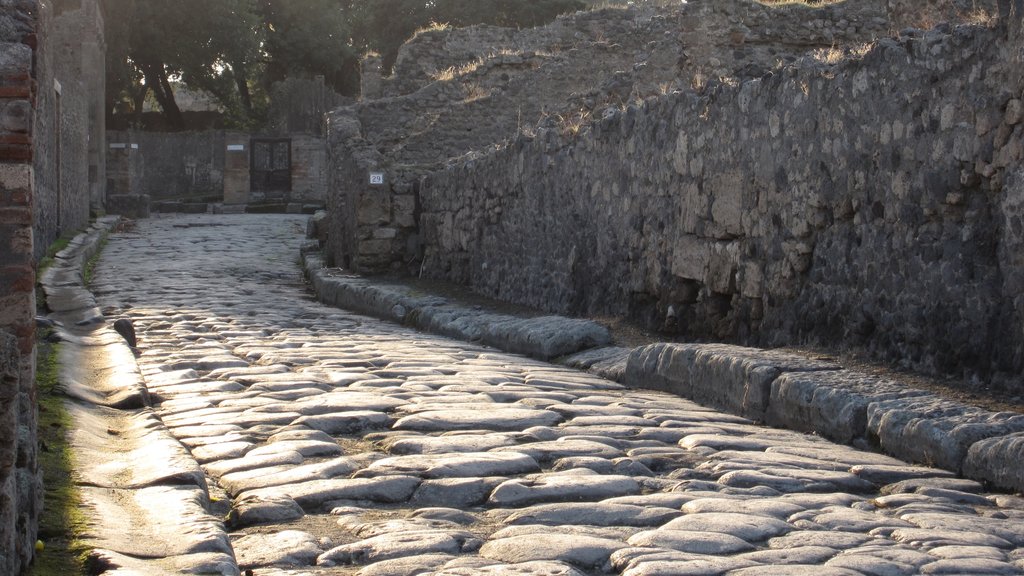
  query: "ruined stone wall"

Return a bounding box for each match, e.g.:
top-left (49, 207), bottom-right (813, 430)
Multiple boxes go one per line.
top-left (330, 0), bottom-right (893, 273)
top-left (32, 0), bottom-right (105, 258)
top-left (421, 18), bottom-right (1024, 388)
top-left (0, 1), bottom-right (43, 571)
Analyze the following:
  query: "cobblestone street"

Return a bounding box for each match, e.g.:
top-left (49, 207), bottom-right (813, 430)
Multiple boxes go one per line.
top-left (89, 214), bottom-right (1024, 576)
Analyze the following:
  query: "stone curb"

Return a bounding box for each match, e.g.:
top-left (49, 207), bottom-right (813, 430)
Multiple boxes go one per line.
top-left (302, 253), bottom-right (612, 361)
top-left (41, 217), bottom-right (240, 576)
top-left (621, 343), bottom-right (1024, 494)
top-left (302, 251), bottom-right (1023, 494)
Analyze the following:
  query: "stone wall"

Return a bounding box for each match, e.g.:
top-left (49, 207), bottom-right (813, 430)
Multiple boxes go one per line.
top-left (32, 0), bottom-right (106, 258)
top-left (329, 0), bottom-right (898, 274)
top-left (420, 16), bottom-right (1024, 389)
top-left (0, 0), bottom-right (45, 571)
top-left (106, 130), bottom-right (328, 205)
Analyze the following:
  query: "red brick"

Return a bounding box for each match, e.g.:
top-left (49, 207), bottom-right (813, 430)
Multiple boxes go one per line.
top-left (0, 87), bottom-right (31, 99)
top-left (0, 134), bottom-right (31, 146)
top-left (0, 208), bottom-right (32, 225)
top-left (0, 146), bottom-right (32, 162)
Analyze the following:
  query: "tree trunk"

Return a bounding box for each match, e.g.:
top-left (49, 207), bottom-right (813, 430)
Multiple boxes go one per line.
top-left (232, 59), bottom-right (253, 115)
top-left (138, 59), bottom-right (185, 130)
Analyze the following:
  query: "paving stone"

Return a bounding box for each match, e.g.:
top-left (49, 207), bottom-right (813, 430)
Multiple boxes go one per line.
top-left (394, 408), bottom-right (563, 431)
top-left (682, 497), bottom-right (805, 519)
top-left (412, 477), bottom-right (507, 507)
top-left (226, 494), bottom-right (304, 528)
top-left (717, 468), bottom-right (875, 493)
top-left (191, 440), bottom-right (254, 463)
top-left (798, 506), bottom-right (916, 532)
top-left (357, 554), bottom-right (455, 576)
top-left (897, 512), bottom-right (1024, 546)
top-left (492, 439), bottom-right (625, 463)
top-left (219, 456), bottom-right (361, 495)
top-left (429, 560), bottom-right (589, 576)
top-left (318, 530), bottom-right (483, 566)
top-left (850, 464), bottom-right (956, 485)
top-left (920, 558), bottom-right (1022, 574)
top-left (503, 503), bottom-right (682, 527)
top-left (768, 531), bottom-right (876, 550)
top-left (480, 534), bottom-right (623, 568)
top-left (824, 553), bottom-right (918, 576)
top-left (928, 545), bottom-right (1006, 561)
top-left (246, 440), bottom-right (343, 458)
top-left (627, 529), bottom-right (755, 554)
top-left (233, 530), bottom-right (321, 568)
top-left (384, 434), bottom-right (520, 454)
top-left (359, 452), bottom-right (541, 479)
top-left (337, 517), bottom-right (467, 538)
top-left (410, 508), bottom-right (480, 525)
top-left (293, 411), bottom-right (391, 434)
top-left (729, 566), bottom-right (863, 576)
top-left (622, 557), bottom-right (761, 576)
top-left (242, 475), bottom-right (422, 510)
top-left (489, 474), bottom-right (641, 506)
top-left (884, 528), bottom-right (1014, 549)
top-left (660, 512), bottom-right (792, 541)
top-left (880, 477), bottom-right (985, 495)
top-left (738, 546), bottom-right (839, 565)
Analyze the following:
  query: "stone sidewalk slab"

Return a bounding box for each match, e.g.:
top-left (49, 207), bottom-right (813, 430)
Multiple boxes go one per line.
top-left (41, 217), bottom-right (239, 575)
top-left (304, 253), bottom-right (611, 360)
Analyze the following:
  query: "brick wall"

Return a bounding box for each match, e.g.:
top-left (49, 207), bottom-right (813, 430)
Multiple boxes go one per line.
top-left (0, 0), bottom-right (42, 571)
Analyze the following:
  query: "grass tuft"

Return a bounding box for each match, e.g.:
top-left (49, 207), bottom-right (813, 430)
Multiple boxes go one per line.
top-left (30, 341), bottom-right (89, 576)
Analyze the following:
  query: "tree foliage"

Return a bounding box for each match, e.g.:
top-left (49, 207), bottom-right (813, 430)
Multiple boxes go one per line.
top-left (106, 0), bottom-right (584, 129)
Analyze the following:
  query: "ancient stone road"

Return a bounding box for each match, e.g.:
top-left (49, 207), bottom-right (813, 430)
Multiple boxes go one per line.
top-left (91, 214), bottom-right (1024, 576)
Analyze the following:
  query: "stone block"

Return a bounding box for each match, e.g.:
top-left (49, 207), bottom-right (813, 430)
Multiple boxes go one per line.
top-left (625, 343), bottom-right (838, 420)
top-left (866, 396), bottom-right (1024, 473)
top-left (670, 235), bottom-right (711, 281)
top-left (766, 370), bottom-right (930, 444)
top-left (106, 194), bottom-right (151, 219)
top-left (357, 191), bottom-right (392, 226)
top-left (963, 432), bottom-right (1024, 493)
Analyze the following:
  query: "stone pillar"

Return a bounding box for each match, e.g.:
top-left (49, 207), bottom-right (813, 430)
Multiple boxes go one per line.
top-left (0, 1), bottom-right (42, 572)
top-left (223, 133), bottom-right (251, 205)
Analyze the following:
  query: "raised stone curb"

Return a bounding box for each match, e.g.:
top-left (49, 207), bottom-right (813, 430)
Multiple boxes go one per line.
top-left (626, 342), bottom-right (1024, 493)
top-left (41, 218), bottom-right (240, 576)
top-left (303, 253), bottom-right (611, 360)
top-left (624, 343), bottom-right (840, 420)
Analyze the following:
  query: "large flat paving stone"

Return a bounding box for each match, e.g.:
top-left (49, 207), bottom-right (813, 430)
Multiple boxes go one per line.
top-left (502, 503), bottom-right (682, 527)
top-left (232, 530), bottom-right (321, 568)
top-left (358, 452), bottom-right (541, 479)
top-left (488, 473), bottom-right (641, 506)
top-left (479, 534), bottom-right (624, 568)
top-left (241, 475), bottom-right (422, 510)
top-left (394, 408), bottom-right (563, 431)
top-left (318, 530), bottom-right (483, 566)
top-left (80, 485), bottom-right (233, 559)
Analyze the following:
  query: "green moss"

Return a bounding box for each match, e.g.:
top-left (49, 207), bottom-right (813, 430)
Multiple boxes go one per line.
top-left (82, 238), bottom-right (108, 287)
top-left (30, 341), bottom-right (89, 576)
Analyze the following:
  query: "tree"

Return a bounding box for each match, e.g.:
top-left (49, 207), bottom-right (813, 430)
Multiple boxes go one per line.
top-left (107, 0), bottom-right (262, 130)
top-left (260, 0), bottom-right (360, 96)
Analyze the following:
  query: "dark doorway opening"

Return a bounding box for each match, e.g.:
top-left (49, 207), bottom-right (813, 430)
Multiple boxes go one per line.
top-left (250, 138), bottom-right (292, 200)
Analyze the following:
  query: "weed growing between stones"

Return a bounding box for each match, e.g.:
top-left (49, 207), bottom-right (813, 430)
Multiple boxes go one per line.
top-left (30, 339), bottom-right (88, 576)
